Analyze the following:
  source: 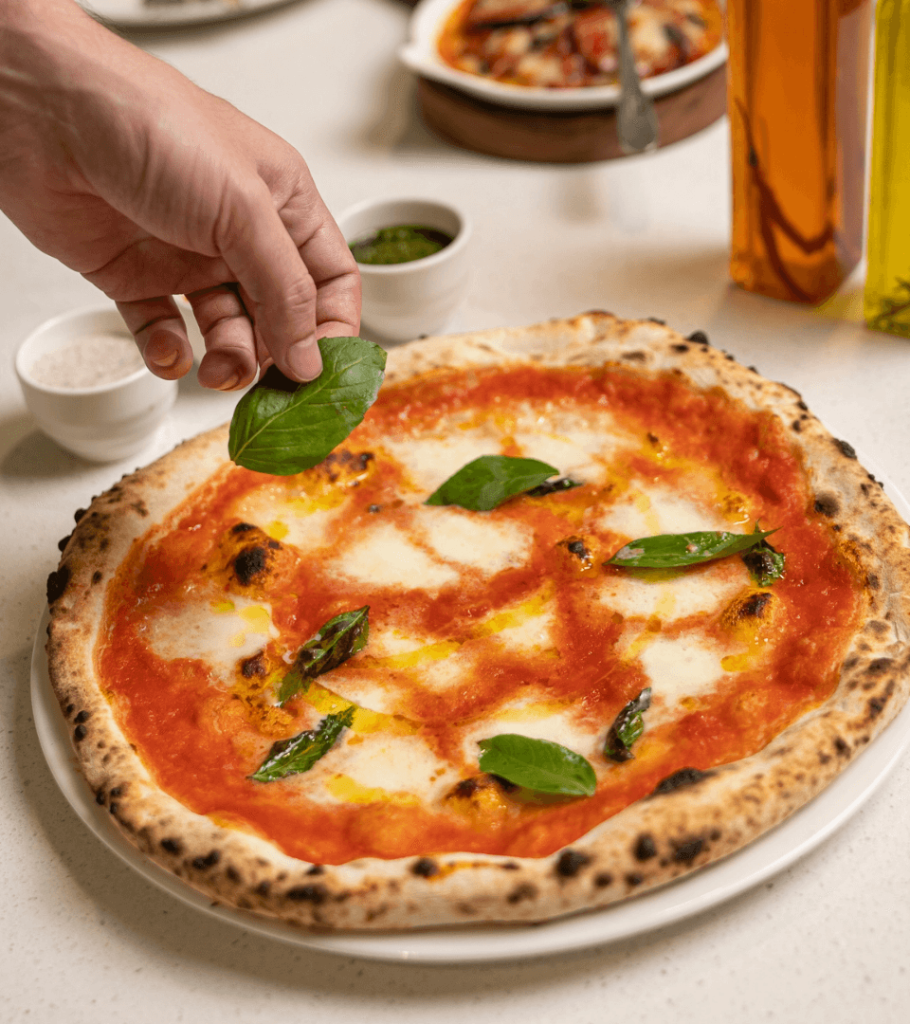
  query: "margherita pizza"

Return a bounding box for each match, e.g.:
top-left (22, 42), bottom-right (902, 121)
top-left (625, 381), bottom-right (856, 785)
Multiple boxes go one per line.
top-left (46, 313), bottom-right (910, 930)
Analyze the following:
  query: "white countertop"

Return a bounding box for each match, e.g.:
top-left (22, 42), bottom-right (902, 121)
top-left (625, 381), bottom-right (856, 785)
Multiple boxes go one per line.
top-left (2, 1), bottom-right (909, 1020)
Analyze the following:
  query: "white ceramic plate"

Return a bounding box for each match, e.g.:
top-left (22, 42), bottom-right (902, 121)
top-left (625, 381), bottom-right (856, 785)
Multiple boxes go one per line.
top-left (399, 0), bottom-right (728, 111)
top-left (78, 0), bottom-right (296, 28)
top-left (30, 455), bottom-right (910, 963)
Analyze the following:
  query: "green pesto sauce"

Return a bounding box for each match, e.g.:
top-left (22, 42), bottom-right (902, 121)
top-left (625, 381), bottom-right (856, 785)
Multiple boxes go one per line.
top-left (349, 225), bottom-right (454, 265)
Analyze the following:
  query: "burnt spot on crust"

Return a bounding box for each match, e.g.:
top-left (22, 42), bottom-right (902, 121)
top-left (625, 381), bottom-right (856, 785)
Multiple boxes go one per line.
top-left (46, 565), bottom-right (71, 605)
top-left (686, 330), bottom-right (709, 344)
top-left (594, 872), bottom-right (614, 888)
top-left (306, 864), bottom-right (325, 876)
top-left (651, 766), bottom-right (712, 795)
top-left (507, 882), bottom-right (538, 904)
top-left (834, 736), bottom-right (850, 757)
top-left (555, 849), bottom-right (591, 878)
top-left (671, 343), bottom-right (690, 353)
top-left (412, 857), bottom-right (440, 878)
top-left (74, 710), bottom-right (91, 725)
top-left (91, 570), bottom-right (103, 586)
top-left (868, 680), bottom-right (896, 720)
top-left (57, 533), bottom-right (72, 552)
top-left (161, 838), bottom-right (183, 855)
top-left (672, 836), bottom-right (705, 863)
top-left (191, 850), bottom-right (221, 871)
top-left (232, 522), bottom-right (257, 534)
top-left (835, 439), bottom-right (858, 459)
top-left (814, 494), bottom-right (840, 518)
top-left (866, 657), bottom-right (894, 677)
top-left (634, 834), bottom-right (657, 861)
top-left (625, 872), bottom-right (644, 887)
top-left (73, 724), bottom-right (88, 743)
top-left (286, 883), bottom-right (328, 904)
top-left (622, 350), bottom-right (647, 362)
top-left (647, 317), bottom-right (666, 325)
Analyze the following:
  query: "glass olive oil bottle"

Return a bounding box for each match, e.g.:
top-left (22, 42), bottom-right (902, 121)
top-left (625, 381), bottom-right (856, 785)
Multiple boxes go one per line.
top-left (864, 0), bottom-right (910, 338)
top-left (726, 0), bottom-right (872, 304)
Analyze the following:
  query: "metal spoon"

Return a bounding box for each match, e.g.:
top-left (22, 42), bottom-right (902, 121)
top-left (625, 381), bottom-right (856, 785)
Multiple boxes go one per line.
top-left (609, 0), bottom-right (659, 154)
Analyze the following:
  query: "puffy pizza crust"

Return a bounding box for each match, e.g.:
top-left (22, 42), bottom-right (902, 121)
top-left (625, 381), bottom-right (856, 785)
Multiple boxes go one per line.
top-left (46, 312), bottom-right (910, 930)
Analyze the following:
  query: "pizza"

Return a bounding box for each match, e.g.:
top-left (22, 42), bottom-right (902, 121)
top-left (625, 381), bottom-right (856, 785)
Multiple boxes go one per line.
top-left (45, 312), bottom-right (910, 931)
top-left (436, 0), bottom-right (724, 91)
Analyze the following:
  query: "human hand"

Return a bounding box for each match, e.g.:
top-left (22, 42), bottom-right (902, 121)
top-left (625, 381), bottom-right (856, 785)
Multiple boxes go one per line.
top-left (0, 0), bottom-right (360, 389)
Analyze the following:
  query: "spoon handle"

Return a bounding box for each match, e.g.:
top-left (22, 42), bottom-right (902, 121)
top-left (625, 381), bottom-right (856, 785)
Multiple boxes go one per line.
top-left (612, 0), bottom-right (659, 154)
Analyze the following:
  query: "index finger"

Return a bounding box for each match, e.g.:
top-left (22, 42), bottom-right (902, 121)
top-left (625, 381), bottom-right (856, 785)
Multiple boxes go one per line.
top-left (216, 182), bottom-right (359, 382)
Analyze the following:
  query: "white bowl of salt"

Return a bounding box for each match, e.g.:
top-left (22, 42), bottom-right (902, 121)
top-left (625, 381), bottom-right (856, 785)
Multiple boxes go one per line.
top-left (14, 305), bottom-right (178, 462)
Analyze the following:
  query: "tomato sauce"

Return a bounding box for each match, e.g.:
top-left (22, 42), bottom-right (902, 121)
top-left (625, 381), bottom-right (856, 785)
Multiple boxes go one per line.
top-left (99, 364), bottom-right (862, 864)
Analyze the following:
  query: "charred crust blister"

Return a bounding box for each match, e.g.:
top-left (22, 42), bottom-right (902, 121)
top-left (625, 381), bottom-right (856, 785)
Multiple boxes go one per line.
top-left (633, 834), bottom-right (657, 861)
top-left (285, 883), bottom-right (328, 904)
top-left (651, 766), bottom-right (711, 795)
top-left (46, 565), bottom-right (71, 605)
top-left (411, 857), bottom-right (440, 878)
top-left (555, 849), bottom-right (591, 878)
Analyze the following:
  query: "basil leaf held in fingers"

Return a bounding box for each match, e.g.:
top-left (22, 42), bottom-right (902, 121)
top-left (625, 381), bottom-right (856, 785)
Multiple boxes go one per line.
top-left (250, 706), bottom-right (355, 783)
top-left (604, 687), bottom-right (652, 763)
top-left (605, 526), bottom-right (779, 570)
top-left (741, 536), bottom-right (786, 587)
top-left (228, 337), bottom-right (387, 476)
top-left (277, 606), bottom-right (370, 706)
top-left (478, 734), bottom-right (597, 797)
top-left (426, 455), bottom-right (561, 511)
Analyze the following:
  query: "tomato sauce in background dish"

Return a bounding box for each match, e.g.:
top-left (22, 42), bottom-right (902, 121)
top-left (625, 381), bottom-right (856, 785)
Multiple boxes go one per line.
top-left (437, 0), bottom-right (724, 90)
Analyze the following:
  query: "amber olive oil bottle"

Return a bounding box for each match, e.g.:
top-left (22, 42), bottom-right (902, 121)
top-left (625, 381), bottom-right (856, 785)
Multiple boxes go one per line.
top-left (726, 0), bottom-right (872, 304)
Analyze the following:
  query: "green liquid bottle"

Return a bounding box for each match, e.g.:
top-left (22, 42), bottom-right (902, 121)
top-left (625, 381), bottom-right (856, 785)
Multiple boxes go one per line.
top-left (865, 0), bottom-right (910, 337)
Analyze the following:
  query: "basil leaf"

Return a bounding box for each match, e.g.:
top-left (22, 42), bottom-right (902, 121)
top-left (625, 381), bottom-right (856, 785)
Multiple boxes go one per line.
top-left (605, 526), bottom-right (779, 569)
top-left (277, 606), bottom-right (370, 707)
top-left (604, 687), bottom-right (652, 763)
top-left (425, 455), bottom-right (561, 511)
top-left (526, 476), bottom-right (582, 497)
top-left (228, 337), bottom-right (387, 476)
top-left (741, 537), bottom-right (786, 587)
top-left (478, 734), bottom-right (597, 797)
top-left (250, 705), bottom-right (355, 783)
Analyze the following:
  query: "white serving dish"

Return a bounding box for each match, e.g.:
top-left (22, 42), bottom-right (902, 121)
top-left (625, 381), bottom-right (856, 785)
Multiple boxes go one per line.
top-left (399, 0), bottom-right (728, 112)
top-left (14, 304), bottom-right (179, 463)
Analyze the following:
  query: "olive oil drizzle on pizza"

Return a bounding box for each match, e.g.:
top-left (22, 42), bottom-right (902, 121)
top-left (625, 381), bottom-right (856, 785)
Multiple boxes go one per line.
top-left (98, 363), bottom-right (862, 864)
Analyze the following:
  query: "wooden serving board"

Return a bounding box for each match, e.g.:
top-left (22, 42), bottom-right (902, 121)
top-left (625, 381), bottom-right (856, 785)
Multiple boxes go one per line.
top-left (416, 64), bottom-right (727, 163)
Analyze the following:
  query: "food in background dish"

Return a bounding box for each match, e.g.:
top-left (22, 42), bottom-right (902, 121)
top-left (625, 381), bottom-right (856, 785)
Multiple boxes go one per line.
top-left (437, 0), bottom-right (724, 90)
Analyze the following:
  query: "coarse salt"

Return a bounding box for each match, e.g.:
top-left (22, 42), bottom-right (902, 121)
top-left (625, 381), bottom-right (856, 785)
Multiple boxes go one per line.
top-left (29, 332), bottom-right (145, 389)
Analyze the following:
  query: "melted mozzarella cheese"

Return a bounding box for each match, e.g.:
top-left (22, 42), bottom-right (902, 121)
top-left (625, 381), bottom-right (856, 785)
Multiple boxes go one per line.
top-left (382, 427), bottom-right (503, 494)
top-left (147, 596), bottom-right (276, 684)
top-left (419, 506), bottom-right (533, 573)
top-left (326, 521), bottom-right (459, 590)
top-left (460, 698), bottom-right (603, 765)
top-left (596, 562), bottom-right (748, 621)
top-left (634, 635), bottom-right (728, 727)
top-left (594, 481), bottom-right (731, 540)
top-left (309, 733), bottom-right (461, 804)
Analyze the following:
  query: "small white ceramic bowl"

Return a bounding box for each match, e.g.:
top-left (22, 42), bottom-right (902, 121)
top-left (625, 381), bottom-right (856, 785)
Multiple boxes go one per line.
top-left (338, 197), bottom-right (472, 343)
top-left (14, 305), bottom-right (179, 462)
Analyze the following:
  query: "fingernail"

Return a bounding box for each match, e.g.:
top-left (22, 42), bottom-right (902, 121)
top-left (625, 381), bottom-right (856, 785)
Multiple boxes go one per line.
top-left (287, 340), bottom-right (322, 381)
top-left (147, 330), bottom-right (180, 369)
